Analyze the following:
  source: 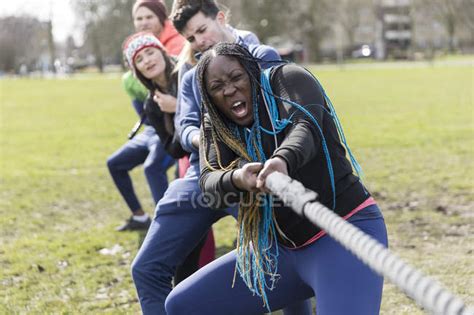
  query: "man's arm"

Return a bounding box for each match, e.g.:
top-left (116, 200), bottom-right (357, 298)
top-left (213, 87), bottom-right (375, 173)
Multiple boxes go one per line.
top-left (175, 69), bottom-right (201, 153)
top-left (230, 27), bottom-right (260, 46)
top-left (249, 44), bottom-right (281, 69)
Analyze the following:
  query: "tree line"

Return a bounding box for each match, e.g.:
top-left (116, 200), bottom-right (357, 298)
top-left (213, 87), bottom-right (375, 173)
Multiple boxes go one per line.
top-left (0, 0), bottom-right (472, 73)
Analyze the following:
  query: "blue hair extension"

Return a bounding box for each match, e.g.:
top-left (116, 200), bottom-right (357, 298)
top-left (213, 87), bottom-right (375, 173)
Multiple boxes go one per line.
top-left (307, 72), bottom-right (364, 179)
top-left (260, 68), bottom-right (337, 209)
top-left (260, 66), bottom-right (366, 203)
top-left (233, 86), bottom-right (280, 312)
top-left (259, 71), bottom-right (294, 135)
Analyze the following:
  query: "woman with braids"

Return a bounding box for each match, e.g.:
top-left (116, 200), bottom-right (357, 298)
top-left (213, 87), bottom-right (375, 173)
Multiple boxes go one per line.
top-left (165, 42), bottom-right (389, 315)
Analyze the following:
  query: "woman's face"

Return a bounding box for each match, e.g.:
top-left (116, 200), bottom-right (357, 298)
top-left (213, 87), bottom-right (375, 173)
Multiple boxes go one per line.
top-left (133, 6), bottom-right (163, 36)
top-left (134, 47), bottom-right (166, 80)
top-left (205, 55), bottom-right (253, 126)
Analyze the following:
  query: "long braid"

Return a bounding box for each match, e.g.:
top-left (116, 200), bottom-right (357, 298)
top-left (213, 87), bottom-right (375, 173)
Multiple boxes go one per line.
top-left (197, 43), bottom-right (281, 310)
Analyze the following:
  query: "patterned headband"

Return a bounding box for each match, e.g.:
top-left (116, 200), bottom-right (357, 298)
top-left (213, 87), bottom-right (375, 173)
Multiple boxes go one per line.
top-left (123, 32), bottom-right (165, 68)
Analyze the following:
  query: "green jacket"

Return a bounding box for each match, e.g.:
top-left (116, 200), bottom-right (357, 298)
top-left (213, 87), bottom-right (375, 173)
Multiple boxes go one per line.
top-left (122, 71), bottom-right (148, 102)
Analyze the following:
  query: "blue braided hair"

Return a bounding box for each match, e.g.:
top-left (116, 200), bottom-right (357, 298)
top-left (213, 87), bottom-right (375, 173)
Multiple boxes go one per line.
top-left (260, 67), bottom-right (364, 209)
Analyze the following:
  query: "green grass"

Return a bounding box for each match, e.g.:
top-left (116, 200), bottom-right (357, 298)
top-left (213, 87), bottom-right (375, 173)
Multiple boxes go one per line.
top-left (1, 62), bottom-right (473, 314)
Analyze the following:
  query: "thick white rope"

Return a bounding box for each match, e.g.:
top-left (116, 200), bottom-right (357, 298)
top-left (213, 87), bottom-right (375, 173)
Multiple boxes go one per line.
top-left (265, 172), bottom-right (473, 315)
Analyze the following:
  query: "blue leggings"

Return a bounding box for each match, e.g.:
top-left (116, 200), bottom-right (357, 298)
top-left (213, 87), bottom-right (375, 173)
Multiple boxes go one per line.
top-left (165, 205), bottom-right (388, 315)
top-left (107, 126), bottom-right (174, 212)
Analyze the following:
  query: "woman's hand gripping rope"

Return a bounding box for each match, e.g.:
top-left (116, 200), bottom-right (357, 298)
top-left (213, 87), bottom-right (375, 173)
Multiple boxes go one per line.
top-left (256, 157), bottom-right (289, 193)
top-left (232, 163), bottom-right (263, 192)
top-left (232, 157), bottom-right (288, 193)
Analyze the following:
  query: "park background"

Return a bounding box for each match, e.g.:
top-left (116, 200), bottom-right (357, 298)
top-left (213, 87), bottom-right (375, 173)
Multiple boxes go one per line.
top-left (1, 0), bottom-right (473, 314)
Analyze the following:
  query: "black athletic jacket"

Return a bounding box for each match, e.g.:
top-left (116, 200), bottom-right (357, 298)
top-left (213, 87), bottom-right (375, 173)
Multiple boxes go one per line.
top-left (144, 95), bottom-right (187, 159)
top-left (199, 63), bottom-right (370, 247)
top-left (141, 67), bottom-right (188, 159)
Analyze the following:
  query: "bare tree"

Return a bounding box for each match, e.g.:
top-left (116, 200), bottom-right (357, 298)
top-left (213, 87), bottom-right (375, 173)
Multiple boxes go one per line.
top-left (332, 0), bottom-right (374, 50)
top-left (456, 0), bottom-right (474, 48)
top-left (421, 0), bottom-right (467, 52)
top-left (0, 16), bottom-right (48, 72)
top-left (46, 20), bottom-right (56, 73)
top-left (220, 0), bottom-right (293, 42)
top-left (294, 0), bottom-right (333, 62)
top-left (72, 0), bottom-right (104, 71)
top-left (220, 0), bottom-right (334, 62)
top-left (71, 0), bottom-right (136, 72)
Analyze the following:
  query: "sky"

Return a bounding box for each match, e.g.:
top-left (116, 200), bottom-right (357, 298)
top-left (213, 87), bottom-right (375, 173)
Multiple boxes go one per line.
top-left (0, 0), bottom-right (77, 43)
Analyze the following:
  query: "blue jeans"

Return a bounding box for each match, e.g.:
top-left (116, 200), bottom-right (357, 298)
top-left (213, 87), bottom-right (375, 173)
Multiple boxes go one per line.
top-left (165, 205), bottom-right (388, 315)
top-left (107, 126), bottom-right (174, 213)
top-left (131, 164), bottom-right (234, 314)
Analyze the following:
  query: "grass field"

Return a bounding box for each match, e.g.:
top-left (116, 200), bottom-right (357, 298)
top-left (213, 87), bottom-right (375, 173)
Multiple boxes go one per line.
top-left (1, 61), bottom-right (473, 314)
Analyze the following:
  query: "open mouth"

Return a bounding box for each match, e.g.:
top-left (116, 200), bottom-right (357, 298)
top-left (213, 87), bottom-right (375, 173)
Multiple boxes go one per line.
top-left (231, 101), bottom-right (248, 118)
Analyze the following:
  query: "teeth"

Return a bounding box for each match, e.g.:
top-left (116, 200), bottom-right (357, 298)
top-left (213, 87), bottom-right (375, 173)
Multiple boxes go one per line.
top-left (232, 101), bottom-right (243, 108)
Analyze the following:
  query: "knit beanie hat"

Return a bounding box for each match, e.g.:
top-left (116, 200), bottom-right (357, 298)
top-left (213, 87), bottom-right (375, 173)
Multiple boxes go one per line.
top-left (123, 32), bottom-right (165, 69)
top-left (133, 0), bottom-right (168, 26)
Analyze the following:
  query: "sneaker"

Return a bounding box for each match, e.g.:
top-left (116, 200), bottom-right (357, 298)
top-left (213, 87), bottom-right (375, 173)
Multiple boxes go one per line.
top-left (116, 216), bottom-right (151, 232)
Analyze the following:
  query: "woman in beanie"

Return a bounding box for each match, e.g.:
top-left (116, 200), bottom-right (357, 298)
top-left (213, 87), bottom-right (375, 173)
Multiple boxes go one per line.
top-left (133, 0), bottom-right (184, 56)
top-left (123, 31), bottom-right (217, 287)
top-left (123, 32), bottom-right (183, 156)
top-left (109, 0), bottom-right (185, 233)
top-left (123, 31), bottom-right (227, 314)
